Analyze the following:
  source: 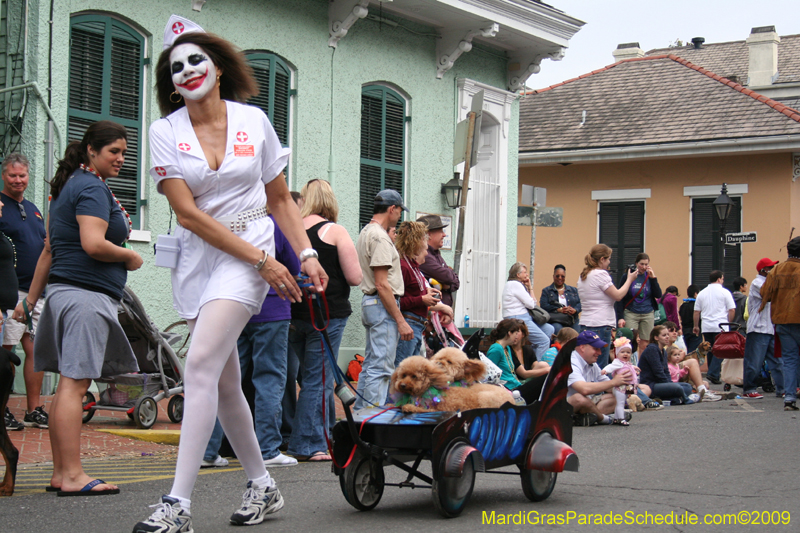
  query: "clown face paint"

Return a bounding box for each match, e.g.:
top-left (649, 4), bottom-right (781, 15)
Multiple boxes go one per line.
top-left (170, 43), bottom-right (217, 101)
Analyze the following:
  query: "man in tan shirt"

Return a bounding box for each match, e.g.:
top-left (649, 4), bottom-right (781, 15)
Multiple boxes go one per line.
top-left (354, 189), bottom-right (412, 409)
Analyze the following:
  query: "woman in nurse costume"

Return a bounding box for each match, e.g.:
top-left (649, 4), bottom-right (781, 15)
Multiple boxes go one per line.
top-left (133, 16), bottom-right (326, 533)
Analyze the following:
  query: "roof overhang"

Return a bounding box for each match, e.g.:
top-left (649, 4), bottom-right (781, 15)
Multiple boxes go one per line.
top-left (519, 135), bottom-right (800, 166)
top-left (329, 0), bottom-right (584, 91)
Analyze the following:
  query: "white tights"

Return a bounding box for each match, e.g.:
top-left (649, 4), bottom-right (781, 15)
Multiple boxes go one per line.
top-left (169, 299), bottom-right (271, 501)
top-left (613, 388), bottom-right (627, 420)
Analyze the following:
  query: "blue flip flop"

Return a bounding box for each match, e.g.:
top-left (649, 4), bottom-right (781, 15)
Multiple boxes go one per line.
top-left (57, 479), bottom-right (120, 497)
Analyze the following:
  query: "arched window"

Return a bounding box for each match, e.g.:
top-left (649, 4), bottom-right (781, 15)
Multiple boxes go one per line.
top-left (68, 14), bottom-right (145, 225)
top-left (360, 85), bottom-right (407, 228)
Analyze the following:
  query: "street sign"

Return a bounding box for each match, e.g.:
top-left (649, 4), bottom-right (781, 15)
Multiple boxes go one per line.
top-left (725, 232), bottom-right (757, 244)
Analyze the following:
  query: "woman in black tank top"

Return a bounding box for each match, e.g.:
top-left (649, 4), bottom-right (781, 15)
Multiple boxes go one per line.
top-left (287, 180), bottom-right (362, 460)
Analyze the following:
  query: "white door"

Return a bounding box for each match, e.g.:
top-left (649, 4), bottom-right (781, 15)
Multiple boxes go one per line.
top-left (456, 112), bottom-right (505, 328)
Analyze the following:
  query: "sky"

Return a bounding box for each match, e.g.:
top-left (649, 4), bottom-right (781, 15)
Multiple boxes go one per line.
top-left (527, 0), bottom-right (800, 90)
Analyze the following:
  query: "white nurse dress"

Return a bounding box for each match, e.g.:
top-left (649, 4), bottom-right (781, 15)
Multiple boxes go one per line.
top-left (149, 100), bottom-right (291, 319)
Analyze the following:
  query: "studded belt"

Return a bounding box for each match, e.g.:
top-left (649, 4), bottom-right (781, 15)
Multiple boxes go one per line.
top-left (214, 206), bottom-right (269, 232)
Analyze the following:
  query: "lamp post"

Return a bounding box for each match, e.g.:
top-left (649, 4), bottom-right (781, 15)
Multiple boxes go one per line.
top-left (713, 183), bottom-right (734, 272)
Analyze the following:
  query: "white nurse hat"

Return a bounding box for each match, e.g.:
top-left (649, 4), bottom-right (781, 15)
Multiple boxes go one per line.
top-left (163, 14), bottom-right (205, 50)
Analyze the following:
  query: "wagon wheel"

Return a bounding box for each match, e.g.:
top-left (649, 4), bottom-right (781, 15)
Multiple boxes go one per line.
top-left (339, 448), bottom-right (384, 511)
top-left (519, 433), bottom-right (558, 502)
top-left (520, 467), bottom-right (557, 502)
top-left (164, 320), bottom-right (191, 358)
top-left (432, 444), bottom-right (476, 518)
top-left (167, 395), bottom-right (184, 423)
top-left (82, 391), bottom-right (96, 424)
top-left (134, 396), bottom-right (158, 429)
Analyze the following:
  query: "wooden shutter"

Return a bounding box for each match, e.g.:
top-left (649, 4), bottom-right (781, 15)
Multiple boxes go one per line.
top-left (246, 53), bottom-right (291, 147)
top-left (692, 197), bottom-right (741, 289)
top-left (359, 85), bottom-right (406, 228)
top-left (599, 201), bottom-right (644, 278)
top-left (68, 16), bottom-right (143, 225)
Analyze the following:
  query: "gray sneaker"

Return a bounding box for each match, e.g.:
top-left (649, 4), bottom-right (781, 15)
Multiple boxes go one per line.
top-left (230, 482), bottom-right (284, 526)
top-left (132, 495), bottom-right (193, 533)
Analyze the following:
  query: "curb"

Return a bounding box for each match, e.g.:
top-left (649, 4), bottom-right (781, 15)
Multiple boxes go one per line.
top-left (96, 429), bottom-right (181, 446)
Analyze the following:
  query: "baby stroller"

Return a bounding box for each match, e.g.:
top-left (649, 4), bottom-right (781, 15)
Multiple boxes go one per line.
top-left (81, 286), bottom-right (186, 429)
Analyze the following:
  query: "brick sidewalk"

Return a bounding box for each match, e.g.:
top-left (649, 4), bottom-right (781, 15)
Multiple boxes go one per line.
top-left (6, 394), bottom-right (178, 465)
top-left (6, 388), bottom-right (350, 465)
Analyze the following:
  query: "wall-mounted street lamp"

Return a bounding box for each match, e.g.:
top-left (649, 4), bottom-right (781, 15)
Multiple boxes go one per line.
top-left (441, 173), bottom-right (463, 209)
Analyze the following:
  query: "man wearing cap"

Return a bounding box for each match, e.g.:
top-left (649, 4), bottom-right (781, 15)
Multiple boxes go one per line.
top-left (567, 330), bottom-right (632, 425)
top-left (760, 237), bottom-right (800, 411)
top-left (742, 258), bottom-right (783, 399)
top-left (417, 214), bottom-right (459, 307)
top-left (355, 189), bottom-right (413, 409)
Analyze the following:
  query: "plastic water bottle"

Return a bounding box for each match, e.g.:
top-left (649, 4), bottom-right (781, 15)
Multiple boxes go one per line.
top-left (464, 314), bottom-right (470, 328)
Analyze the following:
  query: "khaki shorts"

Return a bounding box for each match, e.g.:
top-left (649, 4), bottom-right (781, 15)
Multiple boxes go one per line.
top-left (623, 309), bottom-right (655, 341)
top-left (3, 290), bottom-right (43, 345)
top-left (591, 394), bottom-right (605, 405)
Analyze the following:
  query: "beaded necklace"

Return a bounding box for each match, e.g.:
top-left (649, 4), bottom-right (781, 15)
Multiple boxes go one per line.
top-left (79, 164), bottom-right (132, 242)
top-left (402, 255), bottom-right (427, 291)
top-left (0, 231), bottom-right (16, 268)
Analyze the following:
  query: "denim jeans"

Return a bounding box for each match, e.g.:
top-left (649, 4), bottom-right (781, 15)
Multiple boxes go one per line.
top-left (703, 332), bottom-right (723, 381)
top-left (507, 313), bottom-right (554, 360)
top-left (551, 317), bottom-right (581, 335)
top-left (356, 295), bottom-right (399, 409)
top-left (776, 324), bottom-right (800, 403)
top-left (652, 381), bottom-right (691, 402)
top-left (287, 317), bottom-right (347, 456)
top-left (743, 332), bottom-right (783, 394)
top-left (583, 325), bottom-right (613, 368)
top-left (204, 418), bottom-right (225, 461)
top-left (281, 345), bottom-right (300, 446)
top-left (394, 316), bottom-right (426, 368)
top-left (237, 320), bottom-right (290, 461)
top-left (683, 332), bottom-right (702, 354)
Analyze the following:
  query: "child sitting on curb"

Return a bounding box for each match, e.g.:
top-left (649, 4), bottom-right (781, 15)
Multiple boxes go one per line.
top-left (541, 327), bottom-right (579, 366)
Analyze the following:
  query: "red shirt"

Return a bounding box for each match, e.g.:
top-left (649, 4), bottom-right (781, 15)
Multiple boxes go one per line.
top-left (399, 257), bottom-right (428, 318)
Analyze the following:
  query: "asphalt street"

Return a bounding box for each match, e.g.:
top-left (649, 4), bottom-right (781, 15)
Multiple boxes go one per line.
top-left (2, 394), bottom-right (798, 533)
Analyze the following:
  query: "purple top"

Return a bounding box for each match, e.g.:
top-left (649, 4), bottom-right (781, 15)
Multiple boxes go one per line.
top-left (419, 245), bottom-right (459, 307)
top-left (250, 215), bottom-right (301, 323)
top-left (659, 292), bottom-right (680, 327)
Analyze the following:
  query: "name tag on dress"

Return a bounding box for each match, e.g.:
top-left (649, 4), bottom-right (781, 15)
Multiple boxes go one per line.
top-left (234, 145), bottom-right (254, 157)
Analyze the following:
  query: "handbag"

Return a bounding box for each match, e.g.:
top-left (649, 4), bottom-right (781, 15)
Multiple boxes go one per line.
top-left (528, 307), bottom-right (550, 326)
top-left (712, 323), bottom-right (746, 359)
top-left (548, 311), bottom-right (574, 327)
top-left (654, 303), bottom-right (667, 326)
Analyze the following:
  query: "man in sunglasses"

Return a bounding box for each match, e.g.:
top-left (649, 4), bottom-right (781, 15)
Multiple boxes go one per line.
top-left (1, 152), bottom-right (49, 430)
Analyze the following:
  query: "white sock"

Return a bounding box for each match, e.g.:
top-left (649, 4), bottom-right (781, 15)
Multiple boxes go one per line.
top-left (698, 385), bottom-right (707, 394)
top-left (251, 474), bottom-right (274, 490)
top-left (168, 494), bottom-right (191, 511)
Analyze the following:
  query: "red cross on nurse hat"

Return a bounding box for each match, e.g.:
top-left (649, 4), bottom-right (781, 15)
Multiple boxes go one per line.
top-left (163, 14), bottom-right (206, 50)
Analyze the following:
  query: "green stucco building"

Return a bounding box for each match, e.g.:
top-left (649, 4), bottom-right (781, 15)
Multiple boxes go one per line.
top-left (1, 0), bottom-right (582, 386)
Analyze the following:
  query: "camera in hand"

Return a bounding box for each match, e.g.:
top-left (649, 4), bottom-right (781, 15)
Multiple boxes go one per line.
top-left (628, 264), bottom-right (637, 273)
